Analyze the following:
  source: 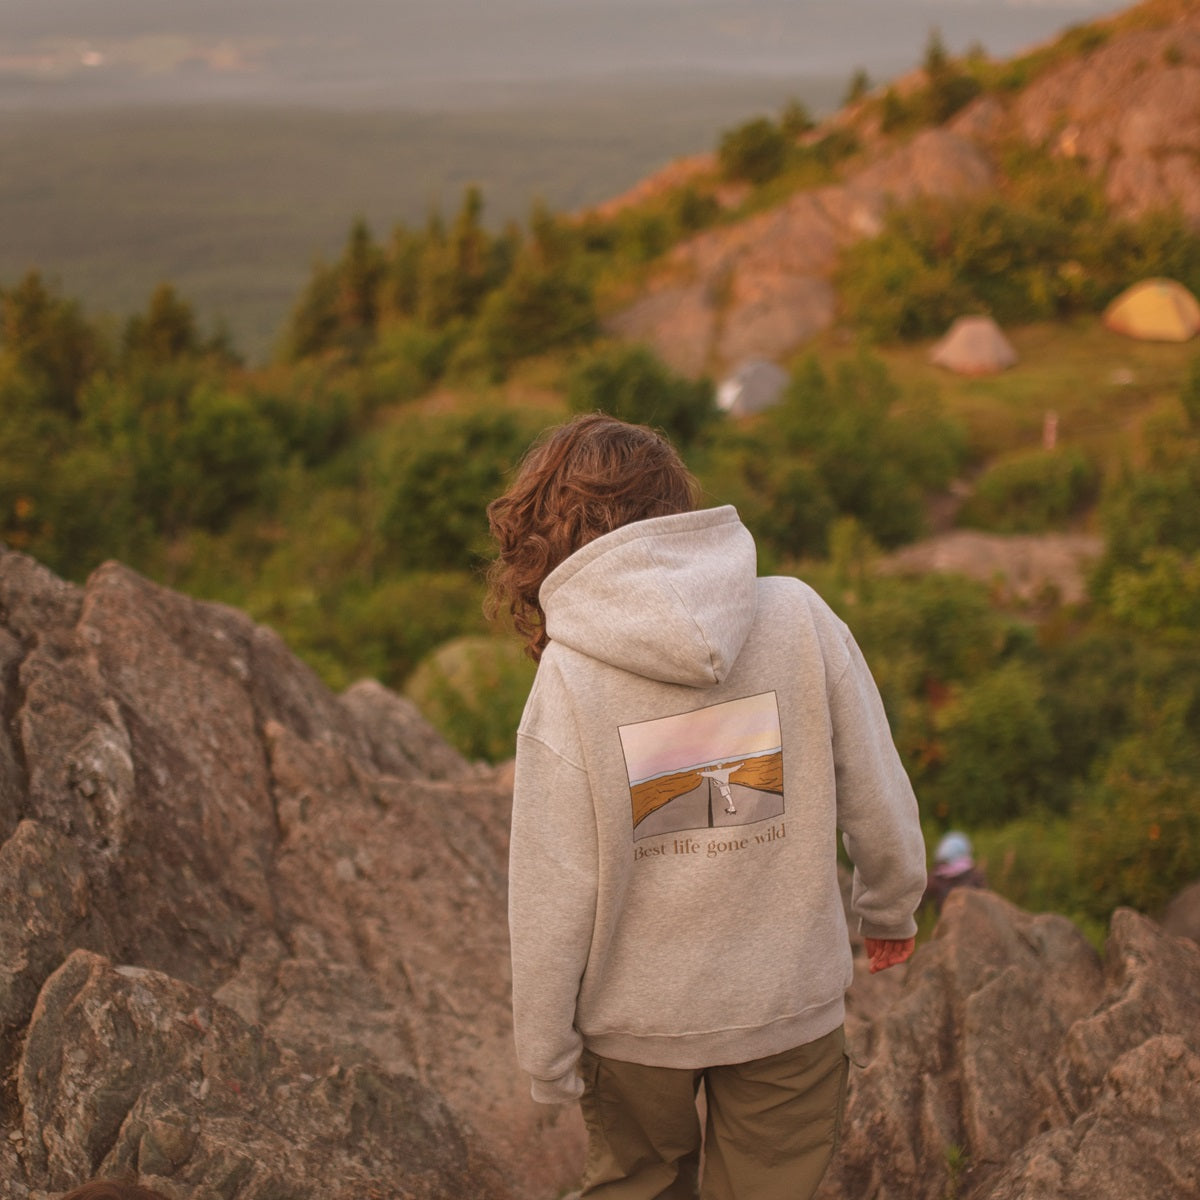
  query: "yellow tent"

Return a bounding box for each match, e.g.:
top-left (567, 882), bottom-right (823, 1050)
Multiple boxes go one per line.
top-left (1103, 278), bottom-right (1200, 342)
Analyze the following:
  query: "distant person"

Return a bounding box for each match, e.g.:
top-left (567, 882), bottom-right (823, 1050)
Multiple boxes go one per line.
top-left (487, 413), bottom-right (927, 1200)
top-left (60, 1183), bottom-right (172, 1200)
top-left (923, 830), bottom-right (987, 913)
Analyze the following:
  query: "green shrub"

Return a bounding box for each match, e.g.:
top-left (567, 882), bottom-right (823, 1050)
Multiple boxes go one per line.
top-left (958, 447), bottom-right (1099, 533)
top-left (566, 343), bottom-right (717, 448)
top-left (671, 185), bottom-right (721, 235)
top-left (767, 352), bottom-right (960, 546)
top-left (466, 258), bottom-right (596, 379)
top-left (1108, 549), bottom-right (1200, 635)
top-left (1095, 457), bottom-right (1200, 594)
top-left (405, 634), bottom-right (536, 762)
top-left (718, 117), bottom-right (789, 185)
top-left (843, 69), bottom-right (871, 107)
top-left (838, 170), bottom-right (1200, 343)
top-left (373, 407), bottom-right (547, 571)
top-left (1039, 627), bottom-right (1140, 793)
top-left (339, 572), bottom-right (488, 685)
top-left (1, 271), bottom-right (106, 416)
top-left (1071, 696), bottom-right (1200, 920)
top-left (926, 662), bottom-right (1060, 827)
top-left (780, 98), bottom-right (815, 137)
top-left (837, 231), bottom-right (971, 341)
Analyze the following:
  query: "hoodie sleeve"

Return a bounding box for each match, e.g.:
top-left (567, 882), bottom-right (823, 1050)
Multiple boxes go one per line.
top-left (509, 728), bottom-right (598, 1104)
top-left (829, 633), bottom-right (927, 940)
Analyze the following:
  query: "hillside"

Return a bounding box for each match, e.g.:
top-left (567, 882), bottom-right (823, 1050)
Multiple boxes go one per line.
top-left (603, 0), bottom-right (1200, 375)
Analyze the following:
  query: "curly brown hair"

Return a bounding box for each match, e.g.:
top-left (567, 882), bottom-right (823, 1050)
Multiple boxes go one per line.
top-left (486, 413), bottom-right (698, 661)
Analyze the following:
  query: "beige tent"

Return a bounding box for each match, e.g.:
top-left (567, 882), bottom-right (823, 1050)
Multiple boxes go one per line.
top-left (930, 316), bottom-right (1017, 376)
top-left (1103, 278), bottom-right (1200, 342)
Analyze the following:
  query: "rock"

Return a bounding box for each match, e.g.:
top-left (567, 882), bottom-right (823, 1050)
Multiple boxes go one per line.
top-left (0, 821), bottom-right (113, 1036)
top-left (0, 548), bottom-right (584, 1200)
top-left (1161, 877), bottom-right (1200, 946)
top-left (1012, 20), bottom-right (1200, 223)
top-left (338, 679), bottom-right (472, 782)
top-left (822, 889), bottom-right (1200, 1200)
top-left (878, 531), bottom-right (1104, 606)
top-left (17, 950), bottom-right (514, 1200)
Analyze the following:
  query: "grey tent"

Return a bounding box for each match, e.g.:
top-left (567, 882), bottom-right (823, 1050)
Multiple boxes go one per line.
top-left (717, 359), bottom-right (790, 417)
top-left (930, 315), bottom-right (1017, 376)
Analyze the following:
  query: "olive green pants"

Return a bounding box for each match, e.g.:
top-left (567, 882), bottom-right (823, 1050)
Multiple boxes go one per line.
top-left (577, 1026), bottom-right (849, 1200)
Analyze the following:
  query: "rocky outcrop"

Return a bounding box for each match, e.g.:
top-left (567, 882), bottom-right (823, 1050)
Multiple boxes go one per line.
top-left (822, 888), bottom-right (1200, 1200)
top-left (0, 547), bottom-right (584, 1200)
top-left (608, 129), bottom-right (994, 376)
top-left (1011, 13), bottom-right (1200, 223)
top-left (4, 546), bottom-right (1199, 1199)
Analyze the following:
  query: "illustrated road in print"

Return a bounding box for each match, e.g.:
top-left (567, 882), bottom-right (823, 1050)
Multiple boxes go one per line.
top-left (619, 692), bottom-right (785, 842)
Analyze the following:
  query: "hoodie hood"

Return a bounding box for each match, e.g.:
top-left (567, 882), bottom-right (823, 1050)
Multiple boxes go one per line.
top-left (539, 506), bottom-right (758, 687)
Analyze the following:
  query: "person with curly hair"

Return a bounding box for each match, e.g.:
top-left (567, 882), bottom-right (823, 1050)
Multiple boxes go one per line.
top-left (488, 413), bottom-right (926, 1200)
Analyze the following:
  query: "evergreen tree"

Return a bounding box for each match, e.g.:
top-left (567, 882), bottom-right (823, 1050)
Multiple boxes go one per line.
top-left (335, 218), bottom-right (385, 341)
top-left (122, 284), bottom-right (201, 366)
top-left (843, 68), bottom-right (871, 106)
top-left (0, 271), bottom-right (104, 414)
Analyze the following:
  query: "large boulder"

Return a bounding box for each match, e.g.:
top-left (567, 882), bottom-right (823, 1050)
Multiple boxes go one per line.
top-left (824, 888), bottom-right (1200, 1200)
top-left (0, 547), bottom-right (584, 1200)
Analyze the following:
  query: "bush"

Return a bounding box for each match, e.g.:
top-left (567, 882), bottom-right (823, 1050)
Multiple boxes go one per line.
top-left (405, 635), bottom-right (536, 762)
top-left (1071, 696), bottom-right (1200, 920)
top-left (1094, 457), bottom-right (1200, 595)
top-left (767, 353), bottom-right (960, 547)
top-left (837, 231), bottom-right (972, 341)
top-left (374, 408), bottom-right (546, 572)
top-left (159, 383), bottom-right (283, 532)
top-left (838, 169), bottom-right (1200, 343)
top-left (339, 572), bottom-right (488, 685)
top-left (702, 353), bottom-right (962, 560)
top-left (718, 117), bottom-right (789, 185)
top-left (566, 343), bottom-right (717, 448)
top-left (926, 662), bottom-right (1060, 827)
top-left (466, 258), bottom-right (596, 379)
top-left (958, 447), bottom-right (1099, 533)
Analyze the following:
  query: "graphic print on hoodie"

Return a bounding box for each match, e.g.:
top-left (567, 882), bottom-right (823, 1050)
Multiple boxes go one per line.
top-left (620, 690), bottom-right (785, 841)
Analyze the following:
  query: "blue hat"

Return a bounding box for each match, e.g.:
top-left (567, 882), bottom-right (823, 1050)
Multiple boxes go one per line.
top-left (935, 831), bottom-right (972, 865)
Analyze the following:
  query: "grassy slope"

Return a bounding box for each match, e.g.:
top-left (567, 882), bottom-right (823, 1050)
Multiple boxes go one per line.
top-left (870, 320), bottom-right (1195, 471)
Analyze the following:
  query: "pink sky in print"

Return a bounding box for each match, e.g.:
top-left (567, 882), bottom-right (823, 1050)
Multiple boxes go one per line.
top-left (619, 692), bottom-right (781, 784)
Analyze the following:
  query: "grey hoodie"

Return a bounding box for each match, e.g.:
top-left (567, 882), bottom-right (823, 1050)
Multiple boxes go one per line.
top-left (509, 505), bottom-right (926, 1104)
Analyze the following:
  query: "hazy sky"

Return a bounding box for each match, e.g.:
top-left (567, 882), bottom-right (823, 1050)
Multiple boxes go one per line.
top-left (1, 0), bottom-right (1132, 109)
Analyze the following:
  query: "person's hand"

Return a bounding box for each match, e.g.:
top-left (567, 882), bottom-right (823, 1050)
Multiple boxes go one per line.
top-left (864, 936), bottom-right (915, 974)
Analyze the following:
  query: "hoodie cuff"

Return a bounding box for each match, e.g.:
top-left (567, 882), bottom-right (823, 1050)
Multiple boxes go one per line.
top-left (529, 1068), bottom-right (584, 1105)
top-left (859, 916), bottom-right (918, 941)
